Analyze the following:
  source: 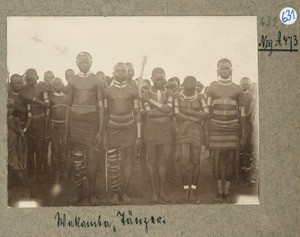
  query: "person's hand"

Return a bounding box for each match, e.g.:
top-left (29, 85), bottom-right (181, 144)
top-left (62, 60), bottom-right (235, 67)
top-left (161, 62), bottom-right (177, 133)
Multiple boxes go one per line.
top-left (160, 104), bottom-right (172, 114)
top-left (240, 135), bottom-right (246, 149)
top-left (134, 137), bottom-right (142, 157)
top-left (93, 132), bottom-right (103, 149)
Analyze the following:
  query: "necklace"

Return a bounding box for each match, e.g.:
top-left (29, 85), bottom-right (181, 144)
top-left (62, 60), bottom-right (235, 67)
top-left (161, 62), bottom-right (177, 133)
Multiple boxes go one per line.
top-left (180, 90), bottom-right (198, 101)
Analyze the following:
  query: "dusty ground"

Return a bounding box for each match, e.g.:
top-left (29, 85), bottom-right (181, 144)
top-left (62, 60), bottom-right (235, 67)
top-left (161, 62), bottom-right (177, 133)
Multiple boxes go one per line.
top-left (11, 151), bottom-right (259, 207)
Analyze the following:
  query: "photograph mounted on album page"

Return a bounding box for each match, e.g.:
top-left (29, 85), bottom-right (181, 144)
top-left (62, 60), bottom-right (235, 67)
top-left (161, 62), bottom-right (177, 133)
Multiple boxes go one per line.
top-left (1, 1), bottom-right (299, 236)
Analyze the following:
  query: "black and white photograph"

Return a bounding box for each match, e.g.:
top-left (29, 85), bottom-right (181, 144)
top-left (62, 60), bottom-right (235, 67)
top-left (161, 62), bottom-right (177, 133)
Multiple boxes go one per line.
top-left (7, 16), bottom-right (259, 207)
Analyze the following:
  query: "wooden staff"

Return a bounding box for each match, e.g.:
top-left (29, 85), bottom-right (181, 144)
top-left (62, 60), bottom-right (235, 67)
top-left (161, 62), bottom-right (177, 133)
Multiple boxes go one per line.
top-left (137, 56), bottom-right (147, 97)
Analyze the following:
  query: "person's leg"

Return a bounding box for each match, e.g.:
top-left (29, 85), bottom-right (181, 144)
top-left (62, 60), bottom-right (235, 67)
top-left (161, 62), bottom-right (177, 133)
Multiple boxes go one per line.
top-left (146, 142), bottom-right (158, 203)
top-left (35, 137), bottom-right (44, 182)
top-left (212, 150), bottom-right (223, 202)
top-left (106, 147), bottom-right (121, 205)
top-left (189, 145), bottom-right (201, 202)
top-left (121, 146), bottom-right (134, 204)
top-left (86, 146), bottom-right (101, 205)
top-left (223, 149), bottom-right (236, 203)
top-left (26, 137), bottom-right (35, 180)
top-left (178, 144), bottom-right (189, 201)
top-left (51, 134), bottom-right (60, 183)
top-left (158, 144), bottom-right (171, 202)
top-left (69, 142), bottom-right (86, 205)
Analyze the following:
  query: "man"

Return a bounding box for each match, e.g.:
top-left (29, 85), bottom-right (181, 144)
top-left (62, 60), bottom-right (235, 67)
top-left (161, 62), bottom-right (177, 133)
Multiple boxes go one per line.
top-left (42, 70), bottom-right (55, 173)
top-left (21, 69), bottom-right (50, 181)
top-left (104, 62), bottom-right (142, 205)
top-left (206, 58), bottom-right (246, 203)
top-left (64, 69), bottom-right (75, 94)
top-left (49, 78), bottom-right (68, 183)
top-left (67, 52), bottom-right (104, 205)
top-left (142, 67), bottom-right (173, 203)
top-left (8, 74), bottom-right (28, 129)
top-left (239, 77), bottom-right (253, 174)
top-left (174, 76), bottom-right (210, 202)
top-left (125, 62), bottom-right (138, 89)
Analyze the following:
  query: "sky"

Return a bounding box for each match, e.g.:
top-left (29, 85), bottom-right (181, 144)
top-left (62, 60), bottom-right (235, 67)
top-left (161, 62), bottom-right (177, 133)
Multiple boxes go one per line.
top-left (8, 17), bottom-right (258, 86)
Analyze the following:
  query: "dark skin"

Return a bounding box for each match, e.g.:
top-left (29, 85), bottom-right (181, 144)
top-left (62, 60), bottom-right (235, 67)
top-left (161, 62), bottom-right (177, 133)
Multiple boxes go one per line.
top-left (104, 64), bottom-right (142, 205)
top-left (65, 69), bottom-right (75, 82)
top-left (67, 54), bottom-right (104, 205)
top-left (208, 60), bottom-right (246, 203)
top-left (175, 78), bottom-right (209, 202)
top-left (143, 71), bottom-right (172, 203)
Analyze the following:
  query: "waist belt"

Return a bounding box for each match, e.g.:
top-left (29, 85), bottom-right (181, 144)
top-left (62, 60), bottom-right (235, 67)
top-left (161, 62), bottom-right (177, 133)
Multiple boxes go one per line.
top-left (108, 118), bottom-right (135, 129)
top-left (213, 110), bottom-right (237, 115)
top-left (109, 113), bottom-right (134, 123)
top-left (51, 104), bottom-right (66, 109)
top-left (212, 99), bottom-right (237, 106)
top-left (71, 105), bottom-right (97, 113)
top-left (211, 119), bottom-right (239, 124)
top-left (51, 119), bottom-right (65, 124)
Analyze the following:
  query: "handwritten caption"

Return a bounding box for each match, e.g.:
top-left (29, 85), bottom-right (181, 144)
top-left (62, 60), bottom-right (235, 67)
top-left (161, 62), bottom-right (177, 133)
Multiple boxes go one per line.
top-left (258, 31), bottom-right (298, 56)
top-left (54, 210), bottom-right (166, 233)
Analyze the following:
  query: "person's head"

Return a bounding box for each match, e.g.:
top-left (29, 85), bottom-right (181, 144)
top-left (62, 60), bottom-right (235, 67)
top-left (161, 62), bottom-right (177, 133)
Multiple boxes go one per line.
top-left (65, 69), bottom-right (75, 82)
top-left (25, 68), bottom-right (38, 87)
top-left (240, 77), bottom-right (251, 92)
top-left (52, 77), bottom-right (64, 93)
top-left (125, 62), bottom-right (134, 81)
top-left (96, 71), bottom-right (106, 81)
top-left (44, 71), bottom-right (55, 85)
top-left (10, 74), bottom-right (23, 93)
top-left (217, 58), bottom-right (232, 80)
top-left (7, 98), bottom-right (15, 117)
top-left (167, 77), bottom-right (180, 92)
top-left (196, 81), bottom-right (204, 93)
top-left (113, 62), bottom-right (127, 82)
top-left (76, 52), bottom-right (92, 73)
top-left (144, 79), bottom-right (151, 87)
top-left (151, 67), bottom-right (166, 89)
top-left (140, 79), bottom-right (151, 94)
top-left (183, 76), bottom-right (197, 94)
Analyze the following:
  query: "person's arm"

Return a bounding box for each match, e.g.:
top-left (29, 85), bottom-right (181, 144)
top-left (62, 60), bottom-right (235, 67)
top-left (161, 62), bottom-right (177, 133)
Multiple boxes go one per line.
top-left (174, 97), bottom-right (199, 123)
top-left (23, 104), bottom-right (32, 133)
top-left (238, 89), bottom-right (246, 145)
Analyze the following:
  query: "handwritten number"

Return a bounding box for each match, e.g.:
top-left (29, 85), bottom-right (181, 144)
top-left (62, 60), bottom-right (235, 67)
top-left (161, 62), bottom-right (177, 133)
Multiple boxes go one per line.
top-left (293, 35), bottom-right (298, 46)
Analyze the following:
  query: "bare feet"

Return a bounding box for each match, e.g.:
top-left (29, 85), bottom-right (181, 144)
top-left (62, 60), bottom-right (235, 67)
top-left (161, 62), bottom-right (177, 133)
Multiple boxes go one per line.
top-left (109, 194), bottom-right (120, 205)
top-left (182, 189), bottom-right (189, 201)
top-left (69, 193), bottom-right (83, 205)
top-left (150, 193), bottom-right (159, 204)
top-left (189, 189), bottom-right (199, 202)
top-left (121, 193), bottom-right (132, 205)
top-left (159, 192), bottom-right (171, 203)
top-left (89, 195), bottom-right (101, 206)
top-left (223, 194), bottom-right (233, 204)
top-left (213, 193), bottom-right (223, 203)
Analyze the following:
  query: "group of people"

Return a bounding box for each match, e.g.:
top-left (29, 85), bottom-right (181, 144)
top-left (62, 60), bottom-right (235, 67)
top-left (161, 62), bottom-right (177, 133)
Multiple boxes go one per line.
top-left (7, 52), bottom-right (258, 206)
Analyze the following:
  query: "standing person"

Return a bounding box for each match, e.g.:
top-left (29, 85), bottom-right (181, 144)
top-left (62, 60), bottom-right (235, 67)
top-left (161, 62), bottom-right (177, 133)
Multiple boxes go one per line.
top-left (21, 69), bottom-right (50, 182)
top-left (42, 70), bottom-right (55, 174)
top-left (8, 74), bottom-right (28, 129)
top-left (239, 77), bottom-right (253, 174)
top-left (142, 67), bottom-right (173, 203)
top-left (206, 58), bottom-right (246, 203)
top-left (49, 78), bottom-right (68, 183)
top-left (64, 69), bottom-right (75, 94)
top-left (104, 62), bottom-right (142, 205)
top-left (67, 52), bottom-right (104, 205)
top-left (96, 71), bottom-right (108, 89)
top-left (174, 76), bottom-right (210, 202)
